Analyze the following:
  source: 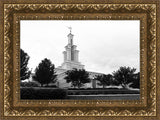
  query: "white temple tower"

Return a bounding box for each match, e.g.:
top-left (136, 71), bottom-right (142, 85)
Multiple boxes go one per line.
top-left (59, 27), bottom-right (84, 70)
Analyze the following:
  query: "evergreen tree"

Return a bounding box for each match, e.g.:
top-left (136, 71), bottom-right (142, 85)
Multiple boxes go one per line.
top-left (33, 58), bottom-right (57, 87)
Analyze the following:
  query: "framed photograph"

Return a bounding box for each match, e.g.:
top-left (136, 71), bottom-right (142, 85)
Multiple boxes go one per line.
top-left (0, 0), bottom-right (160, 120)
top-left (20, 20), bottom-right (140, 100)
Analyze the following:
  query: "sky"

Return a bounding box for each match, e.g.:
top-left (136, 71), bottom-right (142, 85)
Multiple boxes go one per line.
top-left (20, 20), bottom-right (140, 74)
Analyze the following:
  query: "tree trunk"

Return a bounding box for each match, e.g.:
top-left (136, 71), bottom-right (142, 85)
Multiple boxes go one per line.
top-left (78, 79), bottom-right (81, 89)
top-left (121, 83), bottom-right (127, 89)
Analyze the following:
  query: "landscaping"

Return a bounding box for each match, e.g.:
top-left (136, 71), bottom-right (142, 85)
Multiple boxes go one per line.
top-left (67, 88), bottom-right (139, 95)
top-left (20, 52), bottom-right (140, 100)
top-left (20, 87), bottom-right (139, 99)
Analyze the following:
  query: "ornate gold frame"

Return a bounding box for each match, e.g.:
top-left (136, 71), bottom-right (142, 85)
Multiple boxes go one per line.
top-left (0, 0), bottom-right (160, 119)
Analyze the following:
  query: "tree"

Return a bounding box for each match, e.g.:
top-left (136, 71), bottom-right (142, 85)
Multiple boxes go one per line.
top-left (64, 68), bottom-right (91, 88)
top-left (33, 58), bottom-right (57, 87)
top-left (112, 66), bottom-right (136, 89)
top-left (94, 74), bottom-right (113, 88)
top-left (20, 49), bottom-right (31, 81)
top-left (130, 72), bottom-right (140, 89)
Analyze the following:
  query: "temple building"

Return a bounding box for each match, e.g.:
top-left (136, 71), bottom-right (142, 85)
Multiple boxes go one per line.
top-left (55, 27), bottom-right (104, 88)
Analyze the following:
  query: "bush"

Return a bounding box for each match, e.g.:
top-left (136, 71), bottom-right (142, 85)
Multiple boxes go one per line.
top-left (67, 89), bottom-right (140, 95)
top-left (20, 87), bottom-right (68, 99)
top-left (43, 84), bottom-right (57, 88)
top-left (20, 87), bottom-right (36, 99)
top-left (20, 81), bottom-right (40, 87)
top-left (68, 87), bottom-right (120, 90)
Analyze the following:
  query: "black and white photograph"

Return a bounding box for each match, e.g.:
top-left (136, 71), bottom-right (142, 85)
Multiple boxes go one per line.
top-left (20, 20), bottom-right (140, 100)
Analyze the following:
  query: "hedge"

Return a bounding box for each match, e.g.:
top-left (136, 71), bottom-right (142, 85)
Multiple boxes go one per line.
top-left (68, 89), bottom-right (140, 95)
top-left (68, 88), bottom-right (120, 90)
top-left (20, 81), bottom-right (40, 87)
top-left (20, 87), bottom-right (67, 99)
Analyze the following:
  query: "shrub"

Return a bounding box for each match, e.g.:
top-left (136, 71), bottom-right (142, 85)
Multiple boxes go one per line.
top-left (44, 84), bottom-right (57, 88)
top-left (20, 87), bottom-right (35, 99)
top-left (20, 81), bottom-right (40, 87)
top-left (20, 87), bottom-right (68, 99)
top-left (67, 89), bottom-right (140, 95)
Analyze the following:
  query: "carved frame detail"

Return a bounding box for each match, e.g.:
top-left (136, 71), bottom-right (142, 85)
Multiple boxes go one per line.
top-left (2, 3), bottom-right (157, 118)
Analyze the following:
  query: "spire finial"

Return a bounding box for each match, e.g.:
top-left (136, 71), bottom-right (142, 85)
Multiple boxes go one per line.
top-left (67, 26), bottom-right (72, 33)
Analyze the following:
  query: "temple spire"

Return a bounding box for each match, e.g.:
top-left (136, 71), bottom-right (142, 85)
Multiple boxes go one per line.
top-left (59, 27), bottom-right (84, 70)
top-left (67, 26), bottom-right (72, 33)
top-left (67, 26), bottom-right (74, 45)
